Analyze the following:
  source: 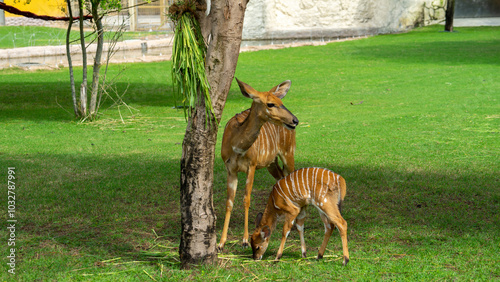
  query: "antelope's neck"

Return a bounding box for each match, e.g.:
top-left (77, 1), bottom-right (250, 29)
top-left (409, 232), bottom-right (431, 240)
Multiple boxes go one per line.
top-left (260, 196), bottom-right (280, 233)
top-left (231, 105), bottom-right (266, 153)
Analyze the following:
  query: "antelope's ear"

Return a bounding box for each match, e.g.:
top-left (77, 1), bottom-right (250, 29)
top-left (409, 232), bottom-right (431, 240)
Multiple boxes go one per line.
top-left (255, 212), bottom-right (263, 228)
top-left (261, 225), bottom-right (271, 239)
top-left (236, 78), bottom-right (259, 99)
top-left (269, 80), bottom-right (291, 99)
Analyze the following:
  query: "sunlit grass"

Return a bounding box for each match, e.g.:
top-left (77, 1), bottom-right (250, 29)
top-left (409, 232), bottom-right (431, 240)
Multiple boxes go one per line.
top-left (0, 26), bottom-right (170, 49)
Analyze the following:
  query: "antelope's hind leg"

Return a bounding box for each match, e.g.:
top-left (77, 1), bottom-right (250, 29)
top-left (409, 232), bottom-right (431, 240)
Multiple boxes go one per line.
top-left (317, 212), bottom-right (335, 259)
top-left (334, 215), bottom-right (349, 266)
top-left (267, 158), bottom-right (285, 180)
top-left (320, 203), bottom-right (349, 265)
top-left (279, 151), bottom-right (295, 176)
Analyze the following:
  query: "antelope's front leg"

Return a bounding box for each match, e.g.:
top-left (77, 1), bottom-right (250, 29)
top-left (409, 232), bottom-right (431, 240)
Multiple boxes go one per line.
top-left (275, 211), bottom-right (300, 260)
top-left (296, 208), bottom-right (307, 258)
top-left (218, 172), bottom-right (238, 252)
top-left (242, 166), bottom-right (256, 247)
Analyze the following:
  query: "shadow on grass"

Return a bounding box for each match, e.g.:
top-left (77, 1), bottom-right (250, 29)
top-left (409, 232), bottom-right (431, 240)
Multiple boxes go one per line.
top-left (0, 79), bottom-right (177, 122)
top-left (0, 79), bottom-right (244, 123)
top-left (325, 163), bottom-right (500, 234)
top-left (5, 151), bottom-right (498, 264)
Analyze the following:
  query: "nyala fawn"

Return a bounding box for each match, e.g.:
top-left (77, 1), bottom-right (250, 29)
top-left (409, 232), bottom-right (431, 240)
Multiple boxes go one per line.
top-left (250, 167), bottom-right (349, 265)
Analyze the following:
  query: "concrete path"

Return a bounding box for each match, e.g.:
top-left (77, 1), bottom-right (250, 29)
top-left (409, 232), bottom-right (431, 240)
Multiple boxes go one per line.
top-left (453, 17), bottom-right (500, 27)
top-left (0, 36), bottom-right (174, 69)
top-left (1, 17), bottom-right (499, 70)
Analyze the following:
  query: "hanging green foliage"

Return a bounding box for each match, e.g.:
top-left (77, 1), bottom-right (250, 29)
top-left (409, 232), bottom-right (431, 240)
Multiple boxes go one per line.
top-left (169, 1), bottom-right (214, 124)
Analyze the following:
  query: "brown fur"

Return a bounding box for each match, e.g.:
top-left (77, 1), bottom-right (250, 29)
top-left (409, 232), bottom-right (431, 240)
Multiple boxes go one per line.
top-left (217, 79), bottom-right (298, 251)
top-left (250, 168), bottom-right (349, 265)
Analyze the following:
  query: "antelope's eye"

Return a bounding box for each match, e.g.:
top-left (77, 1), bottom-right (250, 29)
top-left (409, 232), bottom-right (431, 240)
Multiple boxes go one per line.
top-left (267, 103), bottom-right (276, 108)
top-left (256, 246), bottom-right (260, 250)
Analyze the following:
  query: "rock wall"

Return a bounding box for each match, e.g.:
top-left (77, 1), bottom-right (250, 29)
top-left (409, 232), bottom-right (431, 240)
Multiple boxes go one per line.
top-left (242, 0), bottom-right (443, 40)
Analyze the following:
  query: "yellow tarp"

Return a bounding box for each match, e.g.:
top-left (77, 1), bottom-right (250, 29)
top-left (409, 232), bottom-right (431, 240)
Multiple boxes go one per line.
top-left (5, 0), bottom-right (66, 18)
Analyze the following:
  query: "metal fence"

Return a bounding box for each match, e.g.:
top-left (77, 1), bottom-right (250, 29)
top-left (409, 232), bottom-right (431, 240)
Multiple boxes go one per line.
top-left (125, 0), bottom-right (173, 31)
top-left (455, 0), bottom-right (500, 18)
top-left (68, 0), bottom-right (173, 31)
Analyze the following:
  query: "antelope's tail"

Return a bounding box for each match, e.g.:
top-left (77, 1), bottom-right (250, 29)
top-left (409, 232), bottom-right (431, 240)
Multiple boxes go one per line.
top-left (338, 175), bottom-right (347, 214)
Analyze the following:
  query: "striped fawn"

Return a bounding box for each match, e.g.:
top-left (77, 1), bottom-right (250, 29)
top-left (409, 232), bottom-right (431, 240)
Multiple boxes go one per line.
top-left (218, 78), bottom-right (299, 251)
top-left (250, 167), bottom-right (349, 265)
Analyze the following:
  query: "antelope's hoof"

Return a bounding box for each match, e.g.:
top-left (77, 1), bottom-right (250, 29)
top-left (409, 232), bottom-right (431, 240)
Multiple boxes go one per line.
top-left (272, 255), bottom-right (283, 263)
top-left (302, 252), bottom-right (307, 258)
top-left (216, 244), bottom-right (224, 253)
top-left (242, 238), bottom-right (249, 248)
top-left (343, 256), bottom-right (349, 266)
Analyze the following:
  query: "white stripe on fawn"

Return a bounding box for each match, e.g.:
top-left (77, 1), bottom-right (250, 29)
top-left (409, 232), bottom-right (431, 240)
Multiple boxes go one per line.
top-left (301, 169), bottom-right (304, 198)
top-left (314, 168), bottom-right (321, 202)
top-left (285, 173), bottom-right (299, 202)
top-left (322, 170), bottom-right (329, 202)
top-left (297, 170), bottom-right (304, 197)
top-left (276, 182), bottom-right (295, 207)
top-left (305, 168), bottom-right (310, 196)
top-left (289, 169), bottom-right (298, 199)
top-left (293, 169), bottom-right (301, 198)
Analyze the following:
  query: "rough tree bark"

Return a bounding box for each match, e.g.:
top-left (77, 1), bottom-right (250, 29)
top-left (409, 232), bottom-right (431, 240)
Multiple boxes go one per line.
top-left (66, 0), bottom-right (78, 117)
top-left (445, 0), bottom-right (455, 32)
top-left (78, 0), bottom-right (88, 116)
top-left (89, 0), bottom-right (104, 119)
top-left (179, 0), bottom-right (249, 269)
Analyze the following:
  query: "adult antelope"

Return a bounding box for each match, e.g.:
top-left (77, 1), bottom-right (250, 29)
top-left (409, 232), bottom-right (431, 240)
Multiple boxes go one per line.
top-left (250, 167), bottom-right (349, 266)
top-left (218, 78), bottom-right (299, 251)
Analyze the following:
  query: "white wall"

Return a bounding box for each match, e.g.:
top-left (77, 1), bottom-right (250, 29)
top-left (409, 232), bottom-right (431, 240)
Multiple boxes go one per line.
top-left (242, 0), bottom-right (442, 40)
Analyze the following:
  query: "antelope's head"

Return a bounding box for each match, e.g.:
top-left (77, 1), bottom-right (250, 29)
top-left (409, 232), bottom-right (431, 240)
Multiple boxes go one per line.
top-left (250, 212), bottom-right (271, 260)
top-left (236, 78), bottom-right (299, 130)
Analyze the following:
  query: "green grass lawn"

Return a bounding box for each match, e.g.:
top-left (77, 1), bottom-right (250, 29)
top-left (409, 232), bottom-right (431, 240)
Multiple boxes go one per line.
top-left (0, 25), bottom-right (499, 280)
top-left (0, 26), bottom-right (169, 49)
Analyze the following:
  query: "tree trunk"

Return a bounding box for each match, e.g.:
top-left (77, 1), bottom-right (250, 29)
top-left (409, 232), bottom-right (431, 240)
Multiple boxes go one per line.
top-left (179, 104), bottom-right (218, 268)
top-left (65, 0), bottom-right (78, 118)
top-left (89, 0), bottom-right (104, 119)
top-left (445, 0), bottom-right (455, 32)
top-left (178, 0), bottom-right (248, 268)
top-left (78, 0), bottom-right (88, 116)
